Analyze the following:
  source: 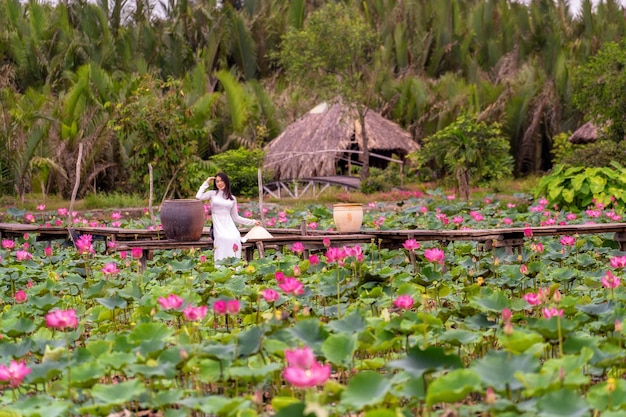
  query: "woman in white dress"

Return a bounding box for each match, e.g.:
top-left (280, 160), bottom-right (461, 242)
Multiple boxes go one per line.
top-left (196, 172), bottom-right (261, 261)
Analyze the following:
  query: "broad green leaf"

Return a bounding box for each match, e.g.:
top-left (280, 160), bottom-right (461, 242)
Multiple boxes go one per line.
top-left (387, 346), bottom-right (463, 379)
top-left (340, 371), bottom-right (391, 409)
top-left (289, 318), bottom-right (328, 350)
top-left (236, 325), bottom-right (263, 358)
top-left (471, 351), bottom-right (540, 392)
top-left (499, 330), bottom-right (544, 354)
top-left (326, 309), bottom-right (367, 334)
top-left (535, 388), bottom-right (590, 417)
top-left (91, 379), bottom-right (147, 404)
top-left (321, 333), bottom-right (357, 366)
top-left (426, 369), bottom-right (481, 406)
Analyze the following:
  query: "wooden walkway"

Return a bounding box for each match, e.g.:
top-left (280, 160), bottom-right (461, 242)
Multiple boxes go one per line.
top-left (3, 221), bottom-right (626, 265)
top-left (263, 176), bottom-right (361, 199)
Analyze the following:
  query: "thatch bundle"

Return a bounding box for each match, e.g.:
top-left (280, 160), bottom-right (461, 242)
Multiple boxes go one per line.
top-left (568, 122), bottom-right (599, 144)
top-left (264, 102), bottom-right (419, 180)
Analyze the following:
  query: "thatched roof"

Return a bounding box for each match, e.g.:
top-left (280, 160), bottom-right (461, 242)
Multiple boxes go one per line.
top-left (568, 122), bottom-right (598, 144)
top-left (264, 102), bottom-right (419, 180)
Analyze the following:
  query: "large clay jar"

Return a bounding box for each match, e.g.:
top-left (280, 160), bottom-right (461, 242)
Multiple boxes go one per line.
top-left (160, 199), bottom-right (205, 241)
top-left (333, 203), bottom-right (364, 233)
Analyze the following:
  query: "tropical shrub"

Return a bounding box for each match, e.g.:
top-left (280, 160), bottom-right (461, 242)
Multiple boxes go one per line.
top-left (209, 148), bottom-right (267, 197)
top-left (360, 167), bottom-right (402, 194)
top-left (410, 114), bottom-right (514, 200)
top-left (552, 135), bottom-right (626, 168)
top-left (534, 163), bottom-right (626, 210)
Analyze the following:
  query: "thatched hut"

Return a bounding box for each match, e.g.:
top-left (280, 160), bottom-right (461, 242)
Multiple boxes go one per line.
top-left (568, 122), bottom-right (599, 144)
top-left (264, 102), bottom-right (419, 180)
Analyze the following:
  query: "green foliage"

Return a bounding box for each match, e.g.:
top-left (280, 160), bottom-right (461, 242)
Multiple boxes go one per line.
top-left (411, 114), bottom-right (513, 199)
top-left (572, 41), bottom-right (626, 142)
top-left (278, 2), bottom-right (377, 103)
top-left (360, 167), bottom-right (401, 195)
top-left (553, 138), bottom-right (626, 168)
top-left (209, 148), bottom-right (267, 197)
top-left (112, 77), bottom-right (206, 200)
top-left (534, 163), bottom-right (626, 210)
top-left (82, 192), bottom-right (147, 210)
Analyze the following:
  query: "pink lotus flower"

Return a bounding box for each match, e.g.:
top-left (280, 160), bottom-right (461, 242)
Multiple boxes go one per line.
top-left (101, 262), bottom-right (120, 275)
top-left (75, 235), bottom-right (94, 255)
top-left (610, 256), bottom-right (626, 269)
top-left (322, 237), bottom-right (331, 248)
top-left (262, 289), bottom-right (280, 303)
top-left (393, 295), bottom-right (414, 310)
top-left (36, 204), bottom-right (46, 211)
top-left (0, 360), bottom-right (31, 388)
top-left (308, 222), bottom-right (318, 230)
top-left (112, 221), bottom-right (122, 228)
top-left (293, 265), bottom-right (301, 276)
top-left (15, 250), bottom-right (32, 261)
top-left (24, 214), bottom-right (35, 223)
top-left (501, 308), bottom-right (512, 323)
top-left (543, 307), bottom-right (564, 319)
top-left (309, 254), bottom-right (320, 265)
top-left (2, 239), bottom-right (15, 249)
top-left (213, 300), bottom-right (227, 315)
top-left (183, 305), bottom-right (208, 321)
top-left (226, 300), bottom-right (241, 314)
top-left (285, 346), bottom-right (316, 369)
top-left (57, 208), bottom-right (68, 216)
top-left (566, 213), bottom-right (577, 221)
top-left (14, 290), bottom-right (27, 304)
top-left (158, 294), bottom-right (184, 310)
top-left (325, 247), bottom-right (347, 264)
top-left (111, 211), bottom-right (122, 220)
top-left (503, 217), bottom-right (513, 225)
top-left (452, 216), bottom-right (464, 224)
top-left (602, 270), bottom-right (620, 289)
top-left (402, 239), bottom-right (420, 251)
top-left (279, 277), bottom-right (305, 295)
top-left (560, 236), bottom-right (575, 246)
top-left (233, 243), bottom-right (239, 252)
top-left (344, 245), bottom-right (364, 261)
top-left (45, 309), bottom-right (79, 330)
top-left (282, 346), bottom-right (331, 388)
top-left (531, 242), bottom-right (544, 253)
top-left (520, 264), bottom-right (529, 274)
top-left (291, 242), bottom-right (305, 254)
top-left (523, 293), bottom-right (541, 306)
top-left (523, 227), bottom-right (533, 238)
top-left (199, 255), bottom-right (207, 263)
top-left (131, 247), bottom-right (143, 259)
top-left (44, 246), bottom-right (53, 257)
top-left (119, 251), bottom-right (127, 259)
top-left (424, 248), bottom-right (445, 265)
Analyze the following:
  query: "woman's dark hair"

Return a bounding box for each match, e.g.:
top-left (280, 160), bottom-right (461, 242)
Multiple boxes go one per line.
top-left (213, 172), bottom-right (234, 200)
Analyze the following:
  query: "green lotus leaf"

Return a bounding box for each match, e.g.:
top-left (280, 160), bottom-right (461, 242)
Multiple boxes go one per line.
top-left (321, 332), bottom-right (357, 366)
top-left (326, 309), bottom-right (367, 334)
top-left (535, 388), bottom-right (590, 417)
top-left (340, 371), bottom-right (391, 409)
top-left (471, 350), bottom-right (540, 392)
top-left (90, 379), bottom-right (147, 405)
top-left (387, 345), bottom-right (463, 379)
top-left (426, 369), bottom-right (481, 406)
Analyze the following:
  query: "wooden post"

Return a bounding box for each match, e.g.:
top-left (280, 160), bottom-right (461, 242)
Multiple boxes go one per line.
top-left (258, 167), bottom-right (264, 224)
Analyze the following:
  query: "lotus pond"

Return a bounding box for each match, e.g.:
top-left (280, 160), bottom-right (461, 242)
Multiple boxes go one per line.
top-left (2, 192), bottom-right (626, 417)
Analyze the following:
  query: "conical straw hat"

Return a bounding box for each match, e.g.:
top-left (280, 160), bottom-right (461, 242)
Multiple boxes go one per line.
top-left (242, 225), bottom-right (274, 242)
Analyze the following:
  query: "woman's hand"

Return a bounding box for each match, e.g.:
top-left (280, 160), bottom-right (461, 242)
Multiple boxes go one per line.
top-left (206, 176), bottom-right (215, 183)
top-left (255, 220), bottom-right (263, 226)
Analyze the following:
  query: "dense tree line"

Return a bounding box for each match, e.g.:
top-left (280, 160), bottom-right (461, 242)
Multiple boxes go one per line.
top-left (1, 0), bottom-right (625, 200)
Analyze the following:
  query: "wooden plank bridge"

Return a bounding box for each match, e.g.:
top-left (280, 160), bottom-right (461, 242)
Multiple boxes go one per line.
top-left (3, 221), bottom-right (626, 267)
top-left (263, 176), bottom-right (361, 199)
